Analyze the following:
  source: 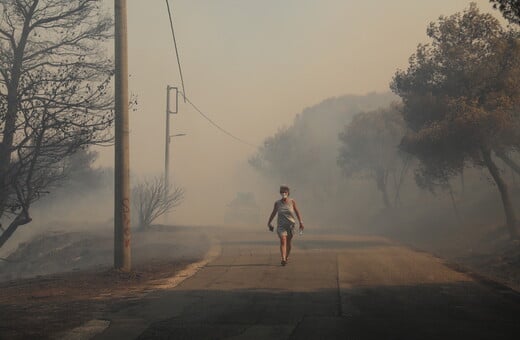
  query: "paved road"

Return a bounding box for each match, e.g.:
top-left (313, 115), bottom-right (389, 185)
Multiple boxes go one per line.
top-left (94, 230), bottom-right (520, 339)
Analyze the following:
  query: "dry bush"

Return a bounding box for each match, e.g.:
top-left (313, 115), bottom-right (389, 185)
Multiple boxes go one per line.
top-left (132, 176), bottom-right (185, 230)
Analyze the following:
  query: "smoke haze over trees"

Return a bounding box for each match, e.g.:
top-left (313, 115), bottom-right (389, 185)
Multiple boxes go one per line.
top-left (391, 3), bottom-right (520, 239)
top-left (0, 0), bottom-right (114, 248)
top-left (251, 3), bottom-right (520, 246)
top-left (250, 92), bottom-right (398, 227)
top-left (338, 104), bottom-right (408, 209)
top-left (0, 0), bottom-right (518, 268)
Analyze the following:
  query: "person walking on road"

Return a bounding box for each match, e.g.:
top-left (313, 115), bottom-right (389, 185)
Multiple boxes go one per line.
top-left (267, 185), bottom-right (304, 266)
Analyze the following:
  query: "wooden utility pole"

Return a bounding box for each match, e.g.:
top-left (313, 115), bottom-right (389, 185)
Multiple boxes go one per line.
top-left (114, 0), bottom-right (131, 271)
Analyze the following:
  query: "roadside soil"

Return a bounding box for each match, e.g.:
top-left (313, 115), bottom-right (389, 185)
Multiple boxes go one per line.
top-left (389, 222), bottom-right (520, 292)
top-left (438, 237), bottom-right (520, 292)
top-left (0, 225), bottom-right (211, 340)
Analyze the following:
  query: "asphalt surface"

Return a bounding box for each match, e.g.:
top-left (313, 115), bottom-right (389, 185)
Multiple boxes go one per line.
top-left (93, 230), bottom-right (520, 340)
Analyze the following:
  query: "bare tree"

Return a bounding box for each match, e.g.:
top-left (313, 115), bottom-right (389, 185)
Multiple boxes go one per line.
top-left (0, 0), bottom-right (114, 248)
top-left (132, 176), bottom-right (185, 231)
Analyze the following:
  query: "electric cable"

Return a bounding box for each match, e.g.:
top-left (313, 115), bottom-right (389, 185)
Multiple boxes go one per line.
top-left (179, 91), bottom-right (259, 149)
top-left (165, 0), bottom-right (186, 102)
top-left (165, 2), bottom-right (258, 149)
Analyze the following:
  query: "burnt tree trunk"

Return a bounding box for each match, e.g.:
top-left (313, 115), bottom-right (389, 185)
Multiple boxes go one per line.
top-left (0, 2), bottom-right (37, 220)
top-left (0, 210), bottom-right (32, 248)
top-left (482, 147), bottom-right (518, 240)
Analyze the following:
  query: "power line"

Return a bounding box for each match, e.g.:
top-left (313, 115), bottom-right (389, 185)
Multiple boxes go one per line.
top-left (179, 91), bottom-right (259, 149)
top-left (165, 0), bottom-right (186, 102)
top-left (164, 2), bottom-right (258, 149)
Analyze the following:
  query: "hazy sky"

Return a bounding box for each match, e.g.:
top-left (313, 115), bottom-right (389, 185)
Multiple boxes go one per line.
top-left (96, 0), bottom-right (501, 225)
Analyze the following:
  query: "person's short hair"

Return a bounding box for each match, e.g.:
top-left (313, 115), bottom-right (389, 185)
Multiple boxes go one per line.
top-left (279, 185), bottom-right (290, 194)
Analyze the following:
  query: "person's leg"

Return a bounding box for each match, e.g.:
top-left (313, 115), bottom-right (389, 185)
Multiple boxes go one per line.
top-left (286, 234), bottom-right (293, 261)
top-left (279, 235), bottom-right (287, 262)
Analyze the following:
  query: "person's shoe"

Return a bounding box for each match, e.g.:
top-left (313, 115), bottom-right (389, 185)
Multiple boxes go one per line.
top-left (281, 259), bottom-right (287, 266)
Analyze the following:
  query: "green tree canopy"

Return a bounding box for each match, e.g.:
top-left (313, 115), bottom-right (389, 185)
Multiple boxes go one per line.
top-left (391, 3), bottom-right (520, 238)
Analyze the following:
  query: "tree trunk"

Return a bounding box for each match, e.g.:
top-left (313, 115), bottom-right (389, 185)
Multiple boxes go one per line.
top-left (394, 156), bottom-right (410, 206)
top-left (0, 87), bottom-right (19, 219)
top-left (460, 170), bottom-right (465, 197)
top-left (481, 148), bottom-right (518, 240)
top-left (376, 170), bottom-right (391, 209)
top-left (496, 151), bottom-right (520, 176)
top-left (0, 211), bottom-right (32, 249)
top-left (0, 3), bottom-right (36, 220)
top-left (447, 182), bottom-right (461, 224)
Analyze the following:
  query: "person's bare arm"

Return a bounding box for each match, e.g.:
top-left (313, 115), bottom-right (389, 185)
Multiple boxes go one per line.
top-left (267, 202), bottom-right (277, 231)
top-left (292, 200), bottom-right (304, 230)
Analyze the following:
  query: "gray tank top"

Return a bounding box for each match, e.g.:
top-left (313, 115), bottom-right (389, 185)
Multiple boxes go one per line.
top-left (276, 199), bottom-right (296, 227)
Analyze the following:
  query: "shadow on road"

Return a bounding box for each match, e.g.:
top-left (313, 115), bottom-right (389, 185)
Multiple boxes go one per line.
top-left (132, 280), bottom-right (520, 340)
top-left (340, 281), bottom-right (520, 340)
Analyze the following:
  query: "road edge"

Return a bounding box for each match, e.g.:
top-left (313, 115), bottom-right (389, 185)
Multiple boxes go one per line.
top-left (394, 239), bottom-right (520, 302)
top-left (57, 238), bottom-right (222, 340)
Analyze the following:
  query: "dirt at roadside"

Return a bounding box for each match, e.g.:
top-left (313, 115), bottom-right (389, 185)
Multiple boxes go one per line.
top-left (0, 226), bottom-right (211, 339)
top-left (446, 239), bottom-right (520, 292)
top-left (390, 222), bottom-right (520, 293)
